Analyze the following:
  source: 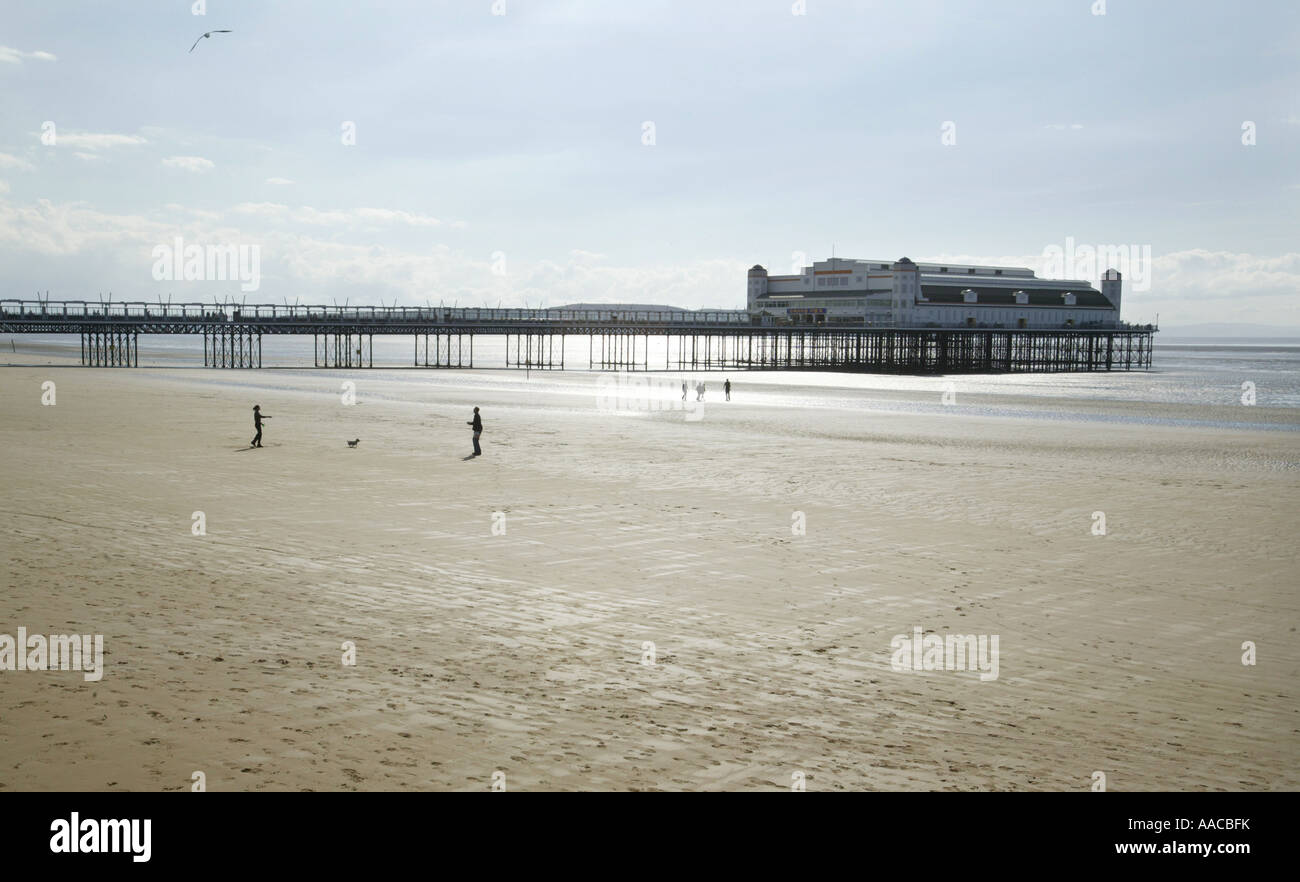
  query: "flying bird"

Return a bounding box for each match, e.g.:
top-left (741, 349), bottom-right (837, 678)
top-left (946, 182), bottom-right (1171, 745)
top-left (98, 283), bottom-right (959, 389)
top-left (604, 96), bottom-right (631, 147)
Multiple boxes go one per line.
top-left (189, 29), bottom-right (232, 53)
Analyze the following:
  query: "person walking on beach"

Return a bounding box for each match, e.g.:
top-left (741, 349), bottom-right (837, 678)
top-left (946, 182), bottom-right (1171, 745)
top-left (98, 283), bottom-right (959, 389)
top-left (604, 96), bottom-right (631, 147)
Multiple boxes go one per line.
top-left (250, 405), bottom-right (271, 448)
top-left (467, 406), bottom-right (483, 457)
top-left (681, 380), bottom-right (687, 401)
top-left (696, 382), bottom-right (705, 402)
top-left (724, 378), bottom-right (731, 401)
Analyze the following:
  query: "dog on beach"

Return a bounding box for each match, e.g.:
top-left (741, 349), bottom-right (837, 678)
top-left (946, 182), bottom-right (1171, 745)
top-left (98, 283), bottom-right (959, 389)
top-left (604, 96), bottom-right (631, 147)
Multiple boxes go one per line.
top-left (347, 439), bottom-right (360, 448)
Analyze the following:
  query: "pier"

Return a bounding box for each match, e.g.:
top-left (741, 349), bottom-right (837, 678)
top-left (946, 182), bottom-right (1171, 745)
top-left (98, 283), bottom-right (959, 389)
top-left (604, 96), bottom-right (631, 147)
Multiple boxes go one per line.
top-left (1, 300), bottom-right (1154, 373)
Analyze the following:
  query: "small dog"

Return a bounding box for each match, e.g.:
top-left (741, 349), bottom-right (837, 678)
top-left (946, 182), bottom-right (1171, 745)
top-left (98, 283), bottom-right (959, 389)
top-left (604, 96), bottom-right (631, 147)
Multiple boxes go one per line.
top-left (347, 439), bottom-right (360, 448)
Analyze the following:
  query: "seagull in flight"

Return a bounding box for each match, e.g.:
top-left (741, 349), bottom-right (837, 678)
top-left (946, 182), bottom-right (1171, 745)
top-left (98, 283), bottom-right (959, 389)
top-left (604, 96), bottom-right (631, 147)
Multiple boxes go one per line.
top-left (189, 29), bottom-right (232, 53)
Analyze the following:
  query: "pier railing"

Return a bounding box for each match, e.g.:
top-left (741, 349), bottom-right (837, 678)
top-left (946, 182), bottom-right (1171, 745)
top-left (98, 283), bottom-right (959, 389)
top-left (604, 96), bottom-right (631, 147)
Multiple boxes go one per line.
top-left (0, 300), bottom-right (750, 325)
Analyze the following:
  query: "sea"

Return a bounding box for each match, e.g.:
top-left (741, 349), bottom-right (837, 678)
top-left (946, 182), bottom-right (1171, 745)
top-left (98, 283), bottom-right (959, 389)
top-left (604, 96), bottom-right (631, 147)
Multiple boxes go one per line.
top-left (7, 333), bottom-right (1300, 430)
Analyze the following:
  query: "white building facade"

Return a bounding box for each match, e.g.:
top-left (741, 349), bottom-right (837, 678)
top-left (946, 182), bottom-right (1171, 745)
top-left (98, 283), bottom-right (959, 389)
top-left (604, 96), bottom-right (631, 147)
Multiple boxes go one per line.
top-left (747, 257), bottom-right (1125, 329)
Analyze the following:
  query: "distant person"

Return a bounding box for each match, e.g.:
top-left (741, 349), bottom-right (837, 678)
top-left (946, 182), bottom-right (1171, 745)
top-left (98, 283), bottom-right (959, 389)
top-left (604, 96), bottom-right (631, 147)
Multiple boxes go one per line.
top-left (696, 382), bottom-right (705, 402)
top-left (467, 406), bottom-right (483, 457)
top-left (681, 380), bottom-right (687, 401)
top-left (724, 378), bottom-right (731, 401)
top-left (251, 405), bottom-right (271, 448)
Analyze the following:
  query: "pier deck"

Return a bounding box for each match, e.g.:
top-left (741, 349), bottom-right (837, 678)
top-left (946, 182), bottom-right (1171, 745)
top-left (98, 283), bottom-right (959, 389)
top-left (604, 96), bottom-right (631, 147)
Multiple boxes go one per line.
top-left (1, 300), bottom-right (1155, 373)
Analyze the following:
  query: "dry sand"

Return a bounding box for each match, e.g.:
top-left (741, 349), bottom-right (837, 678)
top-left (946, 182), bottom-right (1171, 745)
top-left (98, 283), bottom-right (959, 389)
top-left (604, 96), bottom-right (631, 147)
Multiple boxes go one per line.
top-left (1, 358), bottom-right (1297, 791)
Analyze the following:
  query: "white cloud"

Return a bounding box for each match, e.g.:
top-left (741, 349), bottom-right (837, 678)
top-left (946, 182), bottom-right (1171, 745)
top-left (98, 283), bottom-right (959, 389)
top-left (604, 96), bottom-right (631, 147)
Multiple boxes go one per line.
top-left (355, 207), bottom-right (443, 227)
top-left (1148, 249), bottom-right (1300, 303)
top-left (162, 155), bottom-right (215, 173)
top-left (0, 198), bottom-right (170, 256)
top-left (233, 201), bottom-right (290, 217)
top-left (265, 177), bottom-right (294, 185)
top-left (292, 206), bottom-right (351, 225)
top-left (0, 180), bottom-right (9, 195)
top-left (53, 132), bottom-right (147, 150)
top-left (163, 203), bottom-right (222, 221)
top-left (0, 153), bottom-right (34, 171)
top-left (73, 152), bottom-right (100, 161)
top-left (233, 202), bottom-right (456, 228)
top-left (0, 193), bottom-right (731, 308)
top-left (0, 46), bottom-right (57, 65)
top-left (3, 192), bottom-right (1291, 323)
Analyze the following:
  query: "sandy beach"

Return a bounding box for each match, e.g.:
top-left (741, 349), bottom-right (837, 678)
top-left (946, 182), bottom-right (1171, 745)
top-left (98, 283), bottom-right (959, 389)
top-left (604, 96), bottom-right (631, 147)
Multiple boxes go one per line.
top-left (1, 357), bottom-right (1296, 791)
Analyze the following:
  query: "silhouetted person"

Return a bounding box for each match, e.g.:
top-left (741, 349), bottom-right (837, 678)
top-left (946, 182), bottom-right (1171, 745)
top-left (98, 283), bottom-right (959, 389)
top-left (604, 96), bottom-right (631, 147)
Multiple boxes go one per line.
top-left (696, 382), bottom-right (705, 401)
top-left (724, 378), bottom-right (731, 401)
top-left (251, 405), bottom-right (271, 448)
top-left (467, 406), bottom-right (483, 456)
top-left (681, 381), bottom-right (687, 401)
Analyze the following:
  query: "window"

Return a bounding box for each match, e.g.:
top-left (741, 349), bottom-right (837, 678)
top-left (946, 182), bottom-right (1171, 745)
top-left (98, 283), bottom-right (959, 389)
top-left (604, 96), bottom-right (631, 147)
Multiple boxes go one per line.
top-left (939, 267), bottom-right (948, 273)
top-left (967, 268), bottom-right (976, 274)
top-left (995, 270), bottom-right (1003, 275)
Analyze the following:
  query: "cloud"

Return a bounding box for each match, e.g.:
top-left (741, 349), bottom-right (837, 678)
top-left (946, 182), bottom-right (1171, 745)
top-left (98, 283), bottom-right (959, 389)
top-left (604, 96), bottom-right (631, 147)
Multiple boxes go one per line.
top-left (0, 152), bottom-right (34, 171)
top-left (292, 206), bottom-right (351, 225)
top-left (0, 198), bottom-right (170, 256)
top-left (3, 192), bottom-right (1291, 323)
top-left (163, 203), bottom-right (222, 221)
top-left (265, 177), bottom-right (294, 185)
top-left (162, 156), bottom-right (215, 173)
top-left (355, 207), bottom-right (443, 227)
top-left (73, 152), bottom-right (100, 162)
top-left (52, 132), bottom-right (147, 151)
top-left (233, 202), bottom-right (290, 217)
top-left (0, 180), bottom-right (9, 195)
top-left (233, 202), bottom-right (456, 228)
top-left (0, 46), bottom-right (57, 65)
top-left (1147, 249), bottom-right (1300, 303)
top-left (0, 193), bottom-right (732, 308)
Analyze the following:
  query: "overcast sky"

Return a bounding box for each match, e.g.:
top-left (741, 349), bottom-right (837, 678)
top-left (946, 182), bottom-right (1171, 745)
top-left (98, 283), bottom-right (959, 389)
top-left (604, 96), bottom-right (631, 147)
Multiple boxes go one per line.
top-left (1, 0), bottom-right (1296, 325)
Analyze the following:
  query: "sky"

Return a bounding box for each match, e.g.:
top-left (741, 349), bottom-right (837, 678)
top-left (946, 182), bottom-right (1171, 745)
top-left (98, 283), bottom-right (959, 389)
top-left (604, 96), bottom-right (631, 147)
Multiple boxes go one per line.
top-left (0, 0), bottom-right (1297, 326)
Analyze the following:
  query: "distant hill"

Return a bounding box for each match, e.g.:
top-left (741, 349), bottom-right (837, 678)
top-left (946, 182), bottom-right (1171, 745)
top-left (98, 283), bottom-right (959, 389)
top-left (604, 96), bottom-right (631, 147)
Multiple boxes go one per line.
top-left (1160, 322), bottom-right (1300, 338)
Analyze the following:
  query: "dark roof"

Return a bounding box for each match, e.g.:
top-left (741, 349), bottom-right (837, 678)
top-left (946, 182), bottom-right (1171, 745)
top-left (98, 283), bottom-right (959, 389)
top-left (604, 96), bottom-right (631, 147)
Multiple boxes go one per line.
top-left (895, 257), bottom-right (914, 265)
top-left (920, 284), bottom-right (1112, 308)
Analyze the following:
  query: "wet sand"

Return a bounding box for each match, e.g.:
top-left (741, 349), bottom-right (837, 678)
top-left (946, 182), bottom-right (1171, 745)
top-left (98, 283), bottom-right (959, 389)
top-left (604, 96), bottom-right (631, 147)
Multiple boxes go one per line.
top-left (1, 360), bottom-right (1296, 790)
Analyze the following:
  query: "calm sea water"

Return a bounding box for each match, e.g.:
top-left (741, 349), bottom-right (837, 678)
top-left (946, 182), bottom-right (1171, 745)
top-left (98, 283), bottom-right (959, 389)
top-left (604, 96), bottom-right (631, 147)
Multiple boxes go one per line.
top-left (10, 333), bottom-right (1300, 414)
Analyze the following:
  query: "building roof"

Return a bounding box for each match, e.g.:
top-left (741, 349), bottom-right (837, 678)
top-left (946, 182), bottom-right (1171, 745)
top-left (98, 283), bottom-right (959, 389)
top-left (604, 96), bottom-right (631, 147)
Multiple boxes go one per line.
top-left (919, 284), bottom-right (1112, 308)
